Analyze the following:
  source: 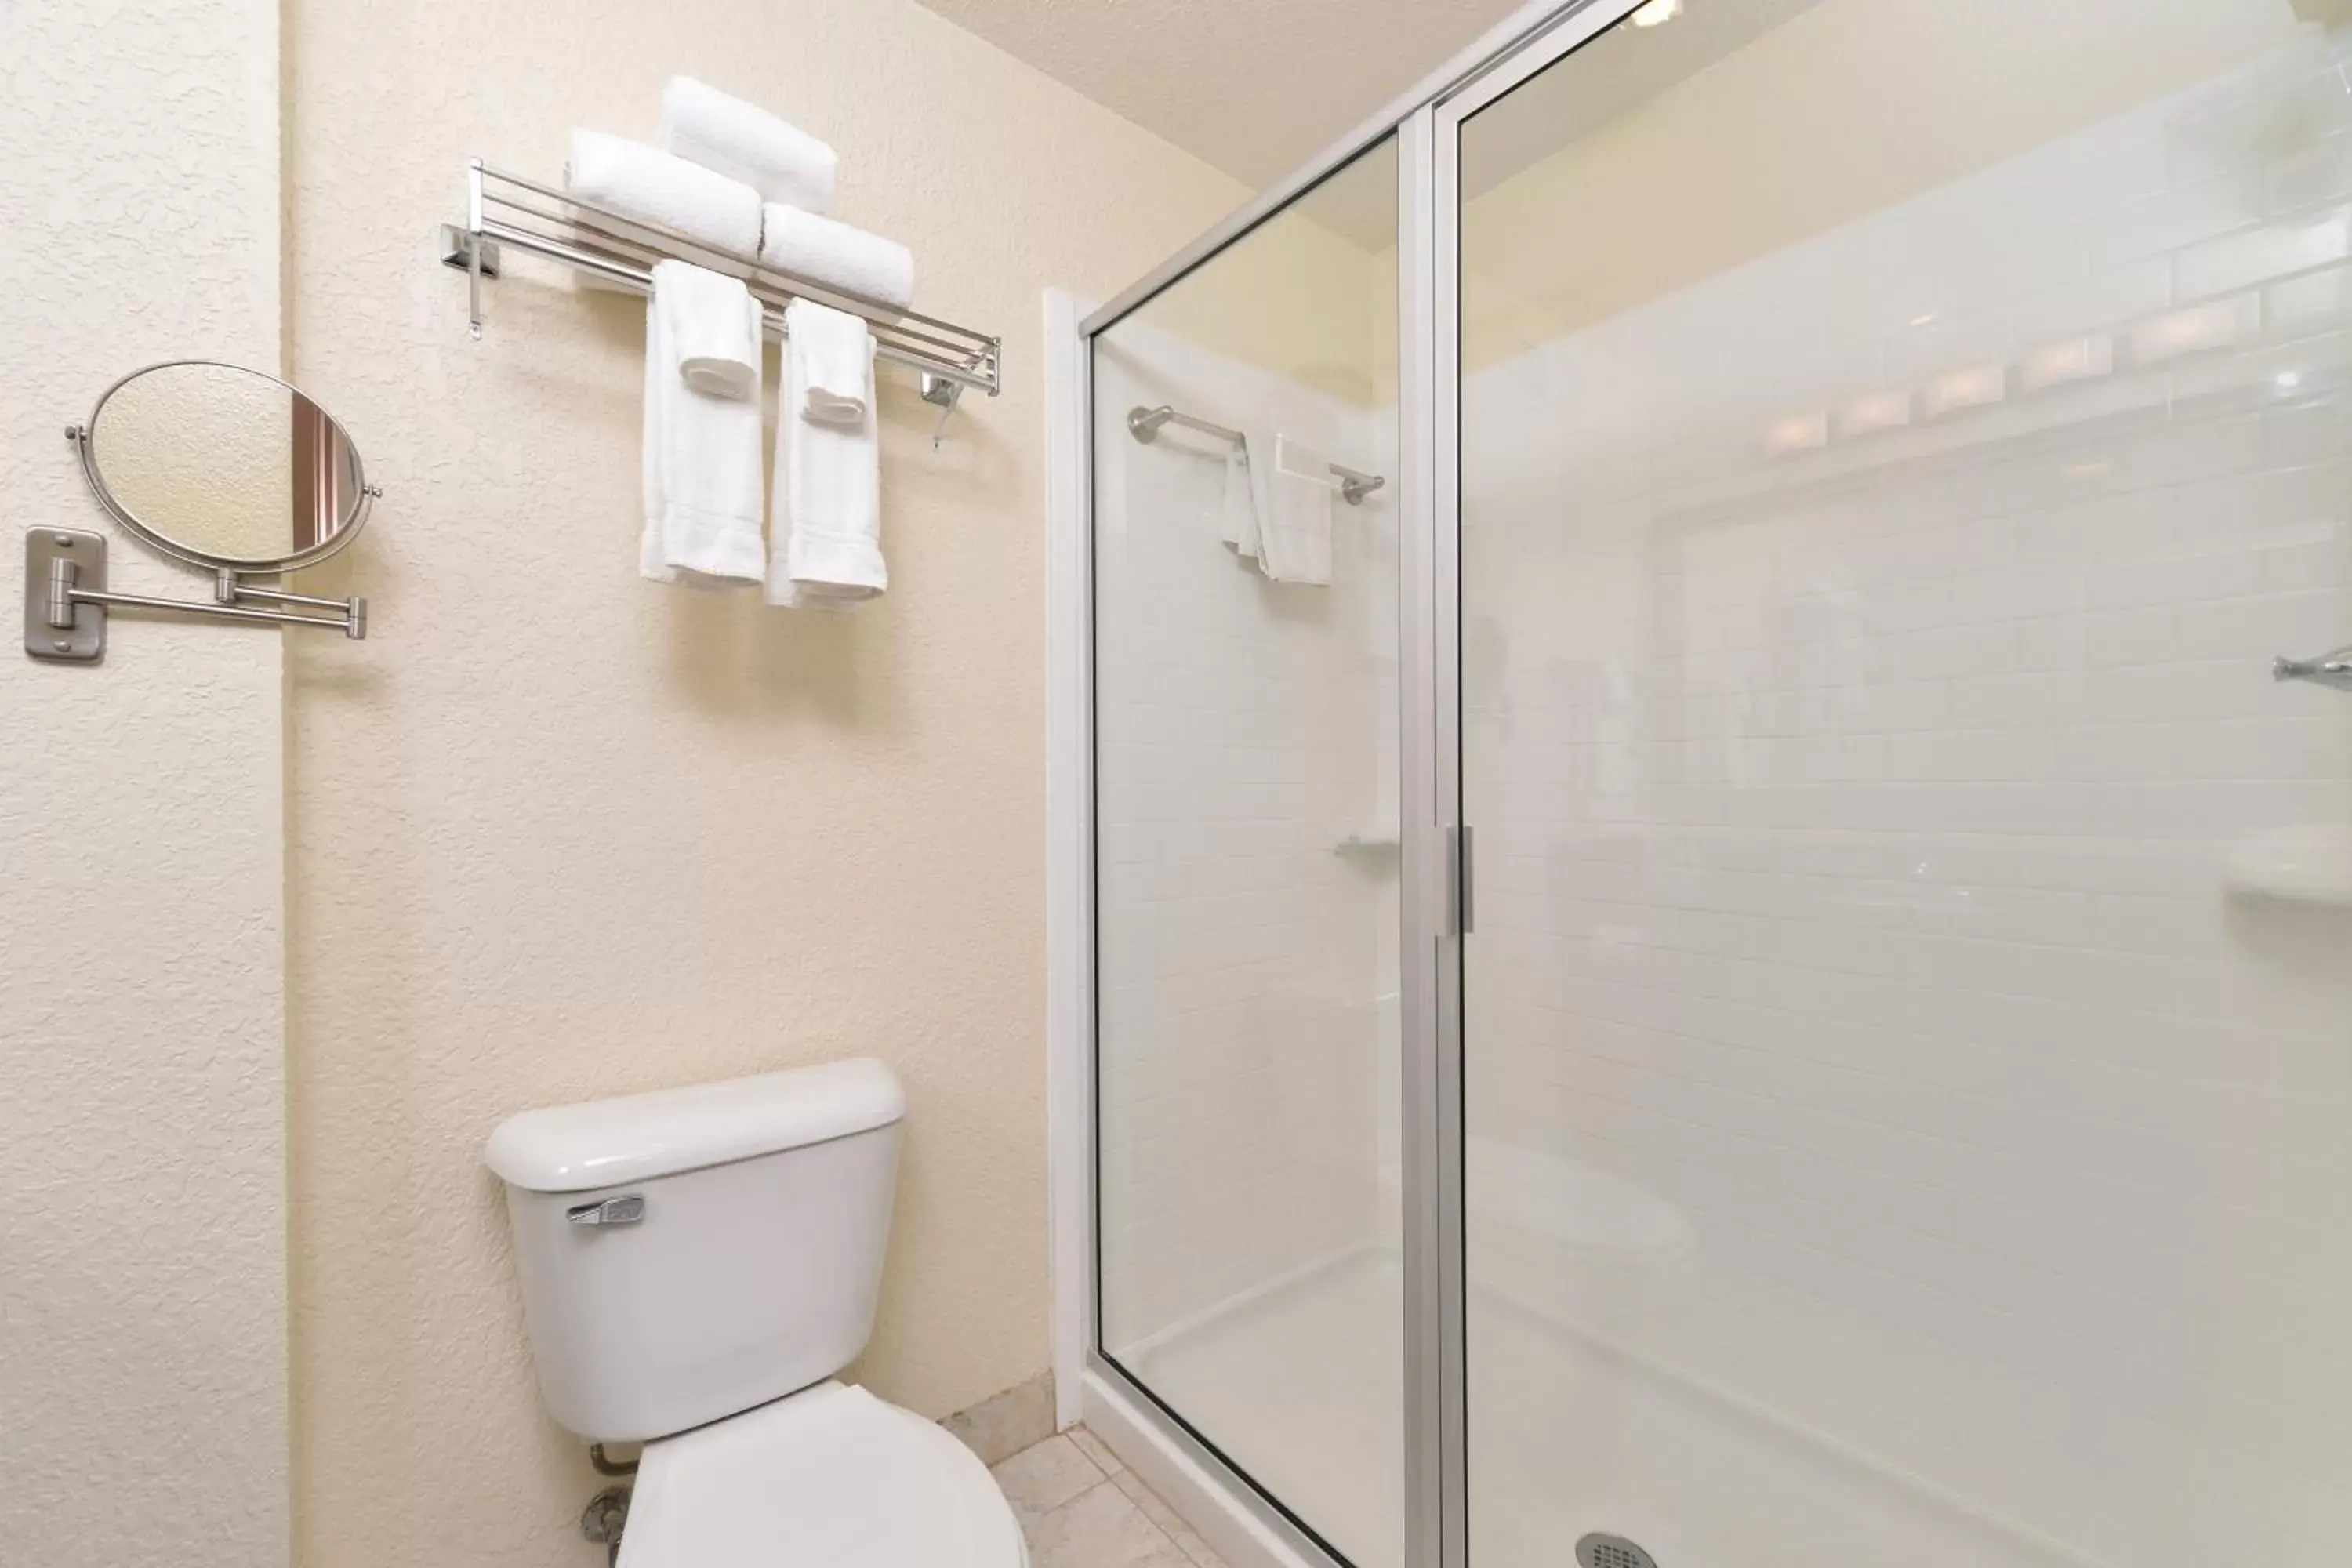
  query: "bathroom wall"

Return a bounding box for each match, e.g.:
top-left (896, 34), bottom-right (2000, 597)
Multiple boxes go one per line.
top-left (1091, 319), bottom-right (1396, 1348)
top-left (276, 2), bottom-right (1254, 1563)
top-left (1087, 147), bottom-right (1400, 1350)
top-left (0, 5), bottom-right (289, 1568)
top-left (1084, 167), bottom-right (1406, 1568)
top-left (1458, 13), bottom-right (2352, 1560)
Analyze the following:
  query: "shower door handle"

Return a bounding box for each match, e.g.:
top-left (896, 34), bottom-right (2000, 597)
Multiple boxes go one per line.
top-left (1450, 825), bottom-right (1475, 937)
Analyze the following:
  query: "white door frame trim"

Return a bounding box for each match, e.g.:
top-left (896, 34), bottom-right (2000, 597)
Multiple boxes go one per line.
top-left (1042, 286), bottom-right (1095, 1433)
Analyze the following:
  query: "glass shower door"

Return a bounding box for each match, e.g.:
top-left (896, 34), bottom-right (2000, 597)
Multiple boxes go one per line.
top-left (1454, 2), bottom-right (2352, 1564)
top-left (1092, 138), bottom-right (1403, 1567)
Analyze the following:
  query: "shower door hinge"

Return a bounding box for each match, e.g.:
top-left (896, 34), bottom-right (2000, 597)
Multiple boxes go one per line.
top-left (1449, 824), bottom-right (1475, 936)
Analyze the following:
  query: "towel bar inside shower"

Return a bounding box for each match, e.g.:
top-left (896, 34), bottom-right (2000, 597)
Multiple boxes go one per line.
top-left (438, 159), bottom-right (1001, 411)
top-left (1126, 404), bottom-right (1385, 505)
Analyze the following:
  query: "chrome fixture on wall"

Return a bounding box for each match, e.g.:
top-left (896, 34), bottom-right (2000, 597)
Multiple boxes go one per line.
top-left (25, 361), bottom-right (374, 662)
top-left (437, 159), bottom-right (1002, 426)
top-left (2274, 644), bottom-right (2352, 691)
top-left (1127, 402), bottom-right (1386, 504)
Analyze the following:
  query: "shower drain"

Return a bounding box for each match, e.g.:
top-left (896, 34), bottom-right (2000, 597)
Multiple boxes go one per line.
top-left (1574, 1533), bottom-right (1658, 1568)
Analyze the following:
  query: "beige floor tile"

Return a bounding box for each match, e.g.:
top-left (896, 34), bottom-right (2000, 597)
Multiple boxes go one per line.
top-left (993, 1433), bottom-right (1107, 1520)
top-left (1066, 1424), bottom-right (1125, 1476)
top-left (1109, 1469), bottom-right (1185, 1536)
top-left (1110, 1468), bottom-right (1225, 1568)
top-left (996, 1426), bottom-right (1225, 1568)
top-left (1023, 1479), bottom-right (1194, 1568)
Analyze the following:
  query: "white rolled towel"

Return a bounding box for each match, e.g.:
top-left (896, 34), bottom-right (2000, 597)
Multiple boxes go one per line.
top-left (568, 129), bottom-right (761, 258)
top-left (760, 204), bottom-right (914, 312)
top-left (657, 77), bottom-right (837, 215)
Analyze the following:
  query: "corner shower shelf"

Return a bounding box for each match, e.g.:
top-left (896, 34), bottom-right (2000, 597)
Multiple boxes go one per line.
top-left (438, 159), bottom-right (1002, 408)
top-left (1334, 827), bottom-right (1403, 858)
top-left (2223, 826), bottom-right (2352, 906)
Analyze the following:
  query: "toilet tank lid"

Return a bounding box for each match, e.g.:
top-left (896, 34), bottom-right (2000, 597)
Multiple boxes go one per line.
top-left (484, 1058), bottom-right (906, 1193)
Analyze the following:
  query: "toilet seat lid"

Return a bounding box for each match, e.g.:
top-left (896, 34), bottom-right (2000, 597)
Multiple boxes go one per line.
top-left (619, 1381), bottom-right (1027, 1568)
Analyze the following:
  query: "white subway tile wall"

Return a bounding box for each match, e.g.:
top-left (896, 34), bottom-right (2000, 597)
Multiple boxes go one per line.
top-left (1461, 24), bottom-right (2352, 1565)
top-left (1091, 325), bottom-right (1399, 1353)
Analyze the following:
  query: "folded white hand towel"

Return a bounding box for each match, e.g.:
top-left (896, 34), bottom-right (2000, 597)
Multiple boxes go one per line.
top-left (767, 302), bottom-right (884, 609)
top-left (657, 76), bottom-right (838, 215)
top-left (1219, 440), bottom-right (1258, 557)
top-left (658, 259), bottom-right (761, 398)
top-left (786, 297), bottom-right (869, 425)
top-left (1253, 433), bottom-right (1337, 586)
top-left (760, 204), bottom-right (914, 311)
top-left (643, 265), bottom-right (767, 586)
top-left (569, 129), bottom-right (762, 258)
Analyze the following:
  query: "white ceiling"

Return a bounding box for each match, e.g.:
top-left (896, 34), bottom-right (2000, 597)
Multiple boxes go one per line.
top-left (910, 0), bottom-right (1531, 191)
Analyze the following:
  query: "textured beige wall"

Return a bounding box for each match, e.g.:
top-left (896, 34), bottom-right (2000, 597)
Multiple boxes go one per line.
top-left (278, 2), bottom-right (1242, 1563)
top-left (0, 4), bottom-right (288, 1568)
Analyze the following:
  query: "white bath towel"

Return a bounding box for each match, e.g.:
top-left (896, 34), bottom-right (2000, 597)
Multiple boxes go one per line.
top-left (786, 296), bottom-right (870, 426)
top-left (656, 77), bottom-right (837, 215)
top-left (767, 301), bottom-right (884, 609)
top-left (760, 204), bottom-right (914, 311)
top-left (570, 129), bottom-right (762, 259)
top-left (1247, 433), bottom-right (1336, 586)
top-left (643, 264), bottom-right (767, 586)
top-left (659, 259), bottom-right (761, 399)
top-left (1219, 440), bottom-right (1259, 558)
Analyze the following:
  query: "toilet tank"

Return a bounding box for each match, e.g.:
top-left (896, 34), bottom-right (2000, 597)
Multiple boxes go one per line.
top-left (485, 1059), bottom-right (905, 1443)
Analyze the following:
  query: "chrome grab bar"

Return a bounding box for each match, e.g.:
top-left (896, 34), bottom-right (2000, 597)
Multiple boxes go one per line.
top-left (1127, 403), bottom-right (1387, 505)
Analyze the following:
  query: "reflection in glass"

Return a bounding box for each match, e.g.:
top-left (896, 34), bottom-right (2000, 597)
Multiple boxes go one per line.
top-left (1092, 138), bottom-right (1401, 1566)
top-left (1459, 2), bottom-right (2352, 1564)
top-left (89, 361), bottom-right (365, 568)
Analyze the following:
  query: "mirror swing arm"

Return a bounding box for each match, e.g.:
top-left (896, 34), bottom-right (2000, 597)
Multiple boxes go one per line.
top-left (27, 365), bottom-right (376, 664)
top-left (28, 531), bottom-right (368, 662)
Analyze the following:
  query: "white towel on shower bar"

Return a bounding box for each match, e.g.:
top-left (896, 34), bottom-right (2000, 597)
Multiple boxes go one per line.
top-left (1218, 440), bottom-right (1258, 557)
top-left (760, 204), bottom-right (915, 311)
top-left (568, 129), bottom-right (763, 258)
top-left (1239, 427), bottom-right (1284, 568)
top-left (767, 300), bottom-right (884, 609)
top-left (657, 77), bottom-right (838, 215)
top-left (643, 263), bottom-right (767, 586)
top-left (1248, 432), bottom-right (1336, 586)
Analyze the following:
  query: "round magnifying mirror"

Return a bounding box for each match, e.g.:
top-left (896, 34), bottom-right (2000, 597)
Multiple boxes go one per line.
top-left (78, 361), bottom-right (372, 574)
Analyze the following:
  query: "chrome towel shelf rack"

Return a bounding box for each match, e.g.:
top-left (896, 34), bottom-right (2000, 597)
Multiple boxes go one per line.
top-left (439, 159), bottom-right (1000, 413)
top-left (1127, 404), bottom-right (1385, 505)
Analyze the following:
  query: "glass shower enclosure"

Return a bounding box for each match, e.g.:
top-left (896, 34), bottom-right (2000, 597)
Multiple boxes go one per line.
top-left (1077, 2), bottom-right (2352, 1565)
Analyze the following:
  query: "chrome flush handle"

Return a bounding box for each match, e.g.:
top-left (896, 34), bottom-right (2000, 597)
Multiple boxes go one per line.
top-left (566, 1194), bottom-right (645, 1228)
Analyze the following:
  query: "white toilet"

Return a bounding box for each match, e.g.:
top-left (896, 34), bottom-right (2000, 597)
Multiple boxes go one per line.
top-left (485, 1058), bottom-right (1029, 1568)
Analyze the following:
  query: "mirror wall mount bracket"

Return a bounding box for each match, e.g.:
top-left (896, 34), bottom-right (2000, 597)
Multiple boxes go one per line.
top-left (24, 530), bottom-right (367, 662)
